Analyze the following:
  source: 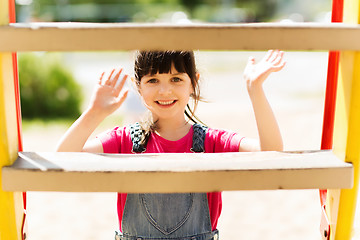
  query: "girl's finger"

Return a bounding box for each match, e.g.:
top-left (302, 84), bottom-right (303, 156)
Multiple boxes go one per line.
top-left (264, 50), bottom-right (274, 61)
top-left (272, 51), bottom-right (284, 65)
top-left (248, 56), bottom-right (256, 64)
top-left (272, 61), bottom-right (286, 72)
top-left (110, 68), bottom-right (123, 88)
top-left (115, 90), bottom-right (129, 108)
top-left (114, 74), bottom-right (128, 96)
top-left (98, 72), bottom-right (105, 85)
top-left (244, 56), bottom-right (255, 72)
top-left (268, 50), bottom-right (279, 63)
top-left (105, 69), bottom-right (116, 85)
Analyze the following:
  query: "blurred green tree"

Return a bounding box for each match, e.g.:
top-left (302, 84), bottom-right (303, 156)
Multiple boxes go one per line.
top-left (19, 53), bottom-right (83, 119)
top-left (22, 0), bottom-right (279, 22)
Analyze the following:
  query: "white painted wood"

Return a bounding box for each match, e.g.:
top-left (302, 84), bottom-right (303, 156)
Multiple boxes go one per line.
top-left (2, 151), bottom-right (353, 192)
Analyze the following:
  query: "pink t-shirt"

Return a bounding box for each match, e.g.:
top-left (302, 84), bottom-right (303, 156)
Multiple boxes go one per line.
top-left (98, 125), bottom-right (243, 231)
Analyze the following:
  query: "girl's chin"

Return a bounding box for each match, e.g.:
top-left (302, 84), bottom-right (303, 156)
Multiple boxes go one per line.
top-left (151, 113), bottom-right (186, 122)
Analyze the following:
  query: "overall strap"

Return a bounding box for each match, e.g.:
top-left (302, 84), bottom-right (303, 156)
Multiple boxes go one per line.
top-left (130, 122), bottom-right (146, 153)
top-left (130, 123), bottom-right (208, 153)
top-left (191, 123), bottom-right (208, 153)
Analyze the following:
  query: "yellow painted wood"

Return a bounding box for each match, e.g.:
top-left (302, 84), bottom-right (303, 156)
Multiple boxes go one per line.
top-left (1, 22), bottom-right (360, 51)
top-left (0, 53), bottom-right (22, 240)
top-left (327, 0), bottom-right (360, 239)
top-left (329, 51), bottom-right (360, 240)
top-left (0, 1), bottom-right (22, 239)
top-left (335, 51), bottom-right (360, 240)
top-left (0, 0), bottom-right (7, 25)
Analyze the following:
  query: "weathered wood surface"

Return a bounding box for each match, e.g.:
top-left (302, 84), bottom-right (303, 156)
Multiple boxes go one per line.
top-left (1, 151), bottom-right (353, 193)
top-left (1, 22), bottom-right (360, 51)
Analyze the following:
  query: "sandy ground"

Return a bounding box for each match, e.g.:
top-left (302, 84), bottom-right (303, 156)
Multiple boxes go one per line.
top-left (22, 52), bottom-right (360, 239)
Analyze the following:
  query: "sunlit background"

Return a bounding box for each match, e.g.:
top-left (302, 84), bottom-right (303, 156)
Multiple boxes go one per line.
top-left (14, 0), bottom-right (360, 240)
top-left (15, 0), bottom-right (331, 23)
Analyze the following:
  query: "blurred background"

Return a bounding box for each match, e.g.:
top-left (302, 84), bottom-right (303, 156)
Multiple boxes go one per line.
top-left (13, 0), bottom-right (360, 240)
top-left (15, 0), bottom-right (331, 23)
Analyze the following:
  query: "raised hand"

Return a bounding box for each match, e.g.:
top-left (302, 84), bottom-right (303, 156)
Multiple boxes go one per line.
top-left (56, 68), bottom-right (129, 152)
top-left (243, 50), bottom-right (286, 91)
top-left (88, 68), bottom-right (129, 118)
top-left (238, 50), bottom-right (285, 152)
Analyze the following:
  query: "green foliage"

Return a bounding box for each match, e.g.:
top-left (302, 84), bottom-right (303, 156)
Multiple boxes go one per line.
top-left (18, 0), bottom-right (329, 24)
top-left (25, 0), bottom-right (276, 22)
top-left (19, 53), bottom-right (83, 119)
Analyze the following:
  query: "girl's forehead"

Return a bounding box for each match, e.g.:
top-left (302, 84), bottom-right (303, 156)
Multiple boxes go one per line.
top-left (144, 67), bottom-right (187, 77)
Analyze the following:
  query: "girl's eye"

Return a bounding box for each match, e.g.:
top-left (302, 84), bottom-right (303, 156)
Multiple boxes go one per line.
top-left (172, 77), bottom-right (182, 82)
top-left (147, 78), bottom-right (158, 83)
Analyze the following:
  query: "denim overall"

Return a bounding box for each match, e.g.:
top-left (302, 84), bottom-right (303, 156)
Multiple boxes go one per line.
top-left (115, 123), bottom-right (219, 240)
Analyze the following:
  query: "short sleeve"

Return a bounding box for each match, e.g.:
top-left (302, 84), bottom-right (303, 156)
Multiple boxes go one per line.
top-left (205, 128), bottom-right (244, 153)
top-left (97, 126), bottom-right (132, 154)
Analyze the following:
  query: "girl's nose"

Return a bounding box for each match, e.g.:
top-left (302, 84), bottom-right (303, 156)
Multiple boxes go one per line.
top-left (158, 83), bottom-right (172, 95)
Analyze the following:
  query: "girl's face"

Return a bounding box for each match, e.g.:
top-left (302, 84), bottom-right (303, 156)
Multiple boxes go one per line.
top-left (138, 64), bottom-right (194, 122)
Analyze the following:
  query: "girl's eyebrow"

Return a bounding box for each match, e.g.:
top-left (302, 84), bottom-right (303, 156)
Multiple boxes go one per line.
top-left (171, 73), bottom-right (186, 76)
top-left (168, 72), bottom-right (187, 77)
top-left (143, 74), bottom-right (157, 78)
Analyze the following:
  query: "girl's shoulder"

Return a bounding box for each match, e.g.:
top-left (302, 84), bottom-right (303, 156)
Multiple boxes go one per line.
top-left (204, 126), bottom-right (244, 153)
top-left (99, 125), bottom-right (131, 139)
top-left (205, 126), bottom-right (239, 138)
top-left (96, 125), bottom-right (133, 153)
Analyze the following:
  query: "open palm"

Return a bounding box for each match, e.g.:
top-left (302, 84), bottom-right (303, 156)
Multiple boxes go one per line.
top-left (243, 50), bottom-right (286, 90)
top-left (88, 68), bottom-right (129, 117)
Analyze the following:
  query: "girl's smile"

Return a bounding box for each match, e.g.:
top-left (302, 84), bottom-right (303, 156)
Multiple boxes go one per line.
top-left (156, 100), bottom-right (177, 107)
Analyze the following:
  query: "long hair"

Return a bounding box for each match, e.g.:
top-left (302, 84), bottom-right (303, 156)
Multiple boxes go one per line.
top-left (134, 50), bottom-right (203, 145)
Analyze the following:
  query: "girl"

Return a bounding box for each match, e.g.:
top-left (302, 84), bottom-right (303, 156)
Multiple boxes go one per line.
top-left (56, 50), bottom-right (285, 240)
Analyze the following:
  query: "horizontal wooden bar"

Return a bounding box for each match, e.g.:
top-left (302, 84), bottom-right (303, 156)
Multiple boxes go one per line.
top-left (0, 22), bottom-right (360, 51)
top-left (1, 151), bottom-right (353, 192)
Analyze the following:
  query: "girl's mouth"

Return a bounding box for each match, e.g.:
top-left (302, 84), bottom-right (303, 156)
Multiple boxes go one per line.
top-left (156, 100), bottom-right (176, 106)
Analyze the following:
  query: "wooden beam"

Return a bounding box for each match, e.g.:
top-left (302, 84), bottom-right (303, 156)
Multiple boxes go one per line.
top-left (1, 22), bottom-right (360, 51)
top-left (2, 151), bottom-right (353, 193)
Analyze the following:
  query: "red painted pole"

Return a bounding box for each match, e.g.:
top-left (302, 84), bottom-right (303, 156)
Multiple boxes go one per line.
top-left (8, 0), bottom-right (21, 151)
top-left (319, 0), bottom-right (344, 208)
top-left (318, 2), bottom-right (343, 239)
top-left (318, 3), bottom-right (343, 240)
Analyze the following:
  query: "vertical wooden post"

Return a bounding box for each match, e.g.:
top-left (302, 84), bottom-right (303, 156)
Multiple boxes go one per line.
top-left (327, 0), bottom-right (360, 239)
top-left (0, 0), bottom-right (23, 239)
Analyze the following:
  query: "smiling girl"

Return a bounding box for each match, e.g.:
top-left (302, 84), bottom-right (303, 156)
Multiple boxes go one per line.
top-left (56, 50), bottom-right (285, 240)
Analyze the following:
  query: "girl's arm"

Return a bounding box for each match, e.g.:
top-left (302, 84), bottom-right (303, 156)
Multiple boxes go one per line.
top-left (239, 50), bottom-right (285, 152)
top-left (56, 68), bottom-right (129, 152)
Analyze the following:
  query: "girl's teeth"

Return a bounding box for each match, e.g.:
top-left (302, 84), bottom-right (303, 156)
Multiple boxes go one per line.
top-left (158, 100), bottom-right (174, 105)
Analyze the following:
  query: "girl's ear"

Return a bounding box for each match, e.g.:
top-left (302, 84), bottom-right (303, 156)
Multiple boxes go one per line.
top-left (190, 73), bottom-right (200, 97)
top-left (131, 76), bottom-right (142, 95)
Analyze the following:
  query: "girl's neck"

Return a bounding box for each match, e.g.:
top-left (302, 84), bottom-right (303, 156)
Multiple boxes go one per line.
top-left (154, 118), bottom-right (192, 141)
